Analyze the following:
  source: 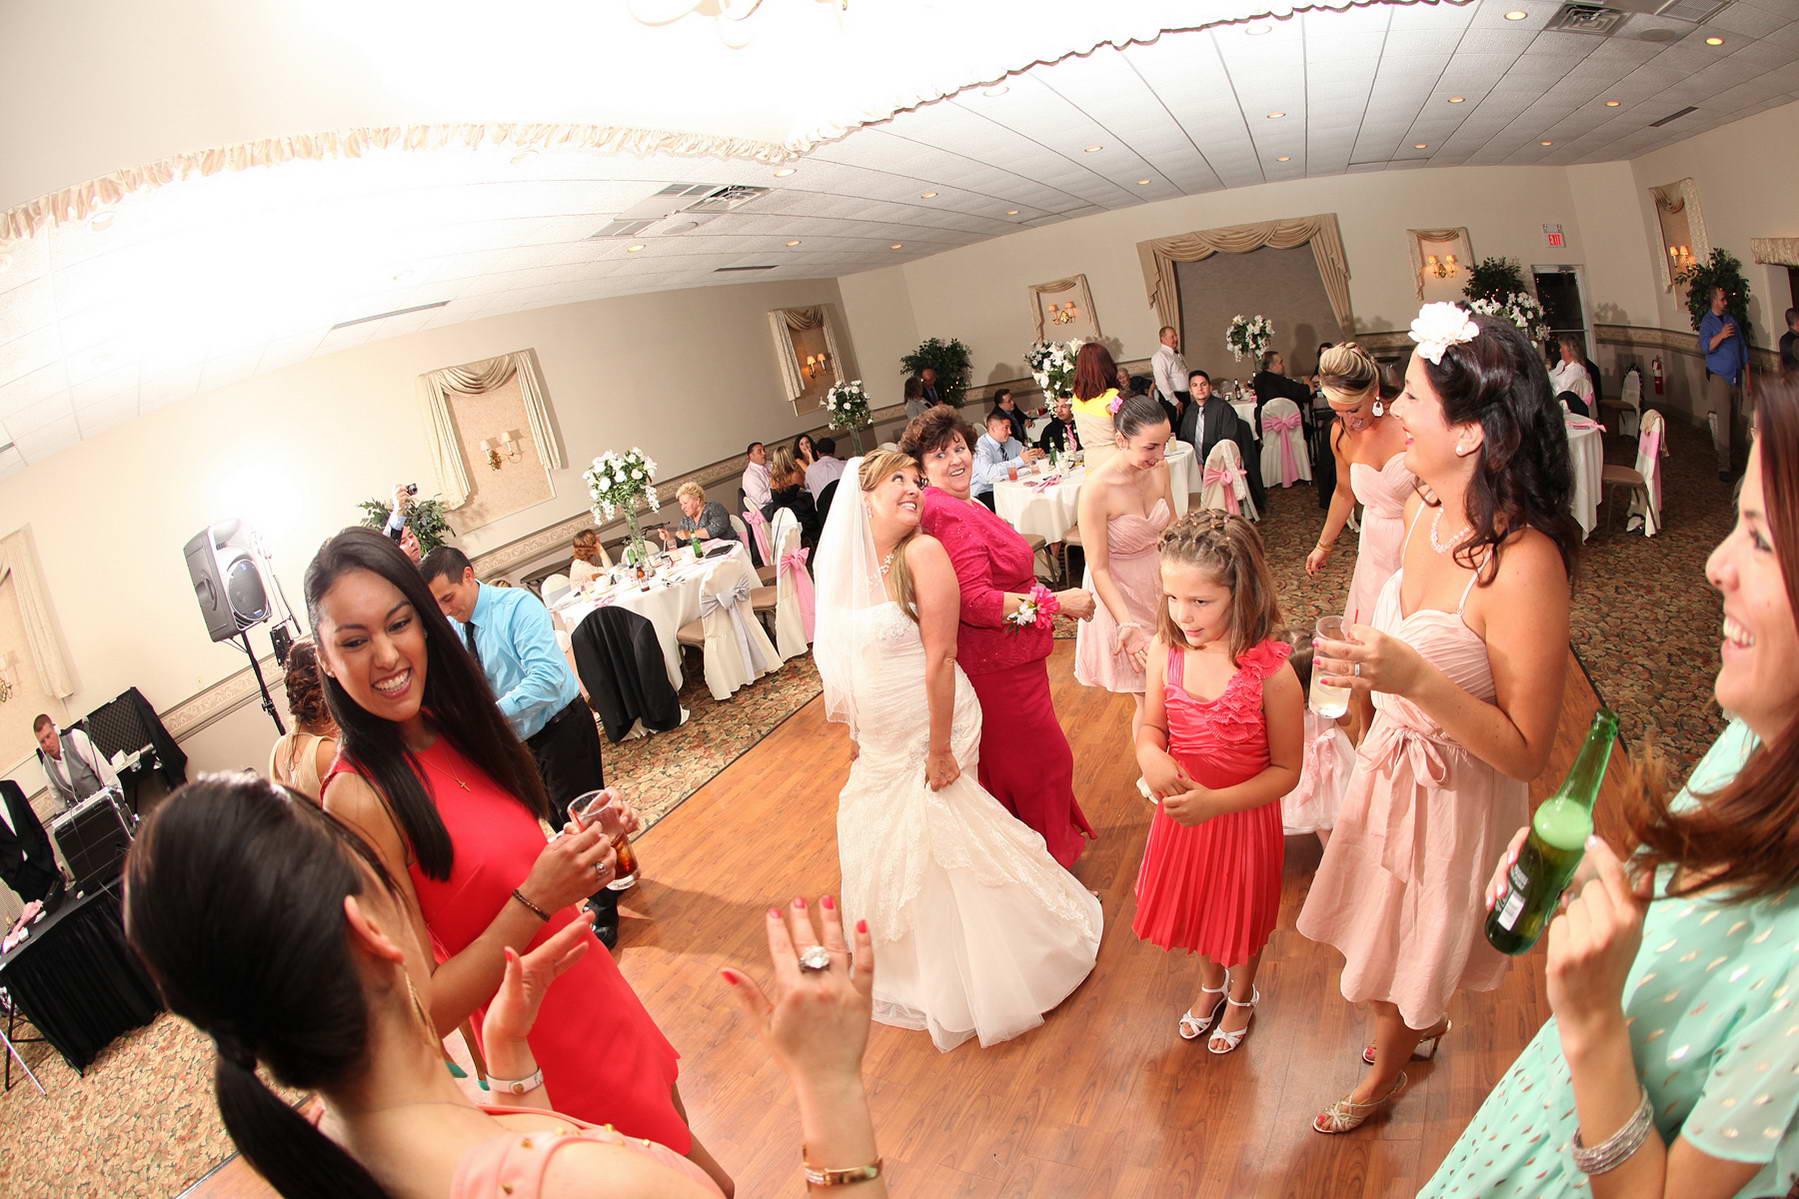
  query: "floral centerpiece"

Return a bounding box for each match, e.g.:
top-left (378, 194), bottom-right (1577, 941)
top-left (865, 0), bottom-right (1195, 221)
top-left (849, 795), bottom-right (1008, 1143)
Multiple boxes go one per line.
top-left (1026, 339), bottom-right (1082, 402)
top-left (823, 379), bottom-right (872, 432)
top-left (584, 447), bottom-right (660, 568)
top-left (1226, 314), bottom-right (1273, 363)
top-left (1467, 292), bottom-right (1547, 342)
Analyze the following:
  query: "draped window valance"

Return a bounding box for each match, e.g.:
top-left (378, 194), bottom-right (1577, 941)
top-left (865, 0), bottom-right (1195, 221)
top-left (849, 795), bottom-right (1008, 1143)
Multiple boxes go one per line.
top-left (781, 307), bottom-right (826, 331)
top-left (1406, 227), bottom-right (1473, 301)
top-left (418, 348), bottom-right (563, 511)
top-left (1649, 178), bottom-right (1708, 292)
top-left (1137, 214), bottom-right (1352, 333)
top-left (768, 307), bottom-right (846, 416)
top-left (1029, 275), bottom-right (1100, 341)
top-left (0, 526), bottom-right (75, 701)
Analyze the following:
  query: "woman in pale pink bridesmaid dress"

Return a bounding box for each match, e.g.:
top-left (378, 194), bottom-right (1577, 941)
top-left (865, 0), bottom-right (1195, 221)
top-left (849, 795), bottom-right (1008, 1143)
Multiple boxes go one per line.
top-left (1075, 394), bottom-right (1176, 737)
top-left (1301, 308), bottom-right (1580, 1135)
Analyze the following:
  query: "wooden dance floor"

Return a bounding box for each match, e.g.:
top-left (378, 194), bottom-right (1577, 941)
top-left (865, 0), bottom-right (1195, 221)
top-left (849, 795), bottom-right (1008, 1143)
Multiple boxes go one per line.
top-left (190, 643), bottom-right (1622, 1198)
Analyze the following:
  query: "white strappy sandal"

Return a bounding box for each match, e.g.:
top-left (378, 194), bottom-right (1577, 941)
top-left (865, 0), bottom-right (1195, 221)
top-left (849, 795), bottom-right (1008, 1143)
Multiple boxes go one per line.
top-left (1177, 973), bottom-right (1230, 1041)
top-left (1208, 986), bottom-right (1259, 1055)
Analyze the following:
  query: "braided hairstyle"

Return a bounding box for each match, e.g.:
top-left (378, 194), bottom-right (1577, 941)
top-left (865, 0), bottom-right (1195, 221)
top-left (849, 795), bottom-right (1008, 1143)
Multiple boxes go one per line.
top-left (126, 776), bottom-right (403, 1198)
top-left (1155, 509), bottom-right (1282, 659)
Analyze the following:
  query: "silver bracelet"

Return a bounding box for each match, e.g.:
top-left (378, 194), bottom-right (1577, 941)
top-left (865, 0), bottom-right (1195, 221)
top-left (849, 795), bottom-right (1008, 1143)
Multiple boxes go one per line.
top-left (1570, 1085), bottom-right (1655, 1175)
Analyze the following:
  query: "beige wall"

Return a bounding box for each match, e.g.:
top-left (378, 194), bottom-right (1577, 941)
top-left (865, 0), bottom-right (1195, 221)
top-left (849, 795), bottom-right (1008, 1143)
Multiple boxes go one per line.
top-left (0, 276), bottom-right (851, 794)
top-left (1175, 245), bottom-right (1345, 382)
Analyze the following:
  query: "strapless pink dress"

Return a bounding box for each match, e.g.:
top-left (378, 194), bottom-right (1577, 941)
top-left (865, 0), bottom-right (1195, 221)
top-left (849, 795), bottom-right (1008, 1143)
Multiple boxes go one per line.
top-left (1344, 452), bottom-right (1414, 626)
top-left (1075, 498), bottom-right (1173, 694)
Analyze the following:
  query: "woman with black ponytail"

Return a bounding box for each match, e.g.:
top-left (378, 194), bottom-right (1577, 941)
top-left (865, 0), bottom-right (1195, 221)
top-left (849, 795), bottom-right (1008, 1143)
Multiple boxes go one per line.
top-left (301, 528), bottom-right (731, 1190)
top-left (125, 777), bottom-right (887, 1197)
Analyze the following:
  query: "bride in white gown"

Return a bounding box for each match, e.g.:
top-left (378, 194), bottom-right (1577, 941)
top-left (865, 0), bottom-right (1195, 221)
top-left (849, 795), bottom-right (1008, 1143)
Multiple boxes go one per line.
top-left (813, 451), bottom-right (1103, 1051)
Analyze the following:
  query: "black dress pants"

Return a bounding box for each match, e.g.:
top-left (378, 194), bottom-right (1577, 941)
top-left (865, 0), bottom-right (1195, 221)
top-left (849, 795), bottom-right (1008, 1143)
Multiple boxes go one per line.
top-left (525, 700), bottom-right (605, 809)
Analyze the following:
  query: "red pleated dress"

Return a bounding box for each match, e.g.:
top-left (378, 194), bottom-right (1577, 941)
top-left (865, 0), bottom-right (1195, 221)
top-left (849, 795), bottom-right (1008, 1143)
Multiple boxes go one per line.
top-left (1132, 639), bottom-right (1290, 965)
top-left (325, 738), bottom-right (687, 1151)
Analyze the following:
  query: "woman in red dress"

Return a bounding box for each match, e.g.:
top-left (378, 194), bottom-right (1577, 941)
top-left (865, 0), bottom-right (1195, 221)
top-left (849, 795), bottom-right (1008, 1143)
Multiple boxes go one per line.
top-left (900, 406), bottom-right (1098, 867)
top-left (305, 528), bottom-right (732, 1194)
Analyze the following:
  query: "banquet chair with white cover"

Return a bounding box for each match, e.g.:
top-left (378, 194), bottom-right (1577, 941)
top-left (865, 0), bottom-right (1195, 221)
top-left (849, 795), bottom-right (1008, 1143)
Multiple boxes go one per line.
top-left (541, 574), bottom-right (574, 606)
top-left (1199, 439), bottom-right (1259, 521)
top-left (1258, 396), bottom-right (1312, 489)
top-left (676, 553), bottom-right (782, 700)
top-left (1604, 408), bottom-right (1666, 537)
top-left (1601, 366), bottom-right (1642, 439)
top-left (764, 511), bottom-right (816, 661)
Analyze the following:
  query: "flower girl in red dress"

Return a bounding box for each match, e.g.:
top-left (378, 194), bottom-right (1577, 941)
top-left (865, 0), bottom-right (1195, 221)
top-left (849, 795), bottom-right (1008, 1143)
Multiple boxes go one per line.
top-left (1132, 511), bottom-right (1304, 1054)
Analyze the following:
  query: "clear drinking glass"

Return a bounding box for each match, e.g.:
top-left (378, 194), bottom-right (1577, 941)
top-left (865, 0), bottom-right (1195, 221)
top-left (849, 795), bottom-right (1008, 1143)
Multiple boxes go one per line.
top-left (1310, 615), bottom-right (1351, 718)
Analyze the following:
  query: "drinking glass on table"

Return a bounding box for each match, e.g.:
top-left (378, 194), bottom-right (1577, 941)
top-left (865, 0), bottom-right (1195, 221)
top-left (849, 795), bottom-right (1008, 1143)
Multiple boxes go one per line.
top-left (1311, 616), bottom-right (1352, 718)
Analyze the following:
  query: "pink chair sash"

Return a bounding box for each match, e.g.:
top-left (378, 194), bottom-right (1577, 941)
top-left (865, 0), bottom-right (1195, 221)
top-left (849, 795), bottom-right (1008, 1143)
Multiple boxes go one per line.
top-left (1641, 426), bottom-right (1663, 527)
top-left (742, 509), bottom-right (771, 560)
top-left (1263, 413), bottom-right (1302, 486)
top-left (1202, 466), bottom-right (1245, 515)
top-left (778, 546), bottom-right (816, 640)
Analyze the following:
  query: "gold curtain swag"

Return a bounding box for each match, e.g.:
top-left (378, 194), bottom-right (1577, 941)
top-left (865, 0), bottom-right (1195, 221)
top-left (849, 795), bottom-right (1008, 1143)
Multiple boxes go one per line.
top-left (417, 349), bottom-right (563, 511)
top-left (1137, 214), bottom-right (1353, 334)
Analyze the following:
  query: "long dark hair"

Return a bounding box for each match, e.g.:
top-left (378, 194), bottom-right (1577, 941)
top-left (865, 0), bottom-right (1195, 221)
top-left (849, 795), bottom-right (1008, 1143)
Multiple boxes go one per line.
top-left (304, 527), bottom-right (547, 879)
top-left (1073, 343), bottom-right (1119, 402)
top-left (1421, 313), bottom-right (1580, 582)
top-left (1628, 377), bottom-right (1799, 902)
top-left (126, 776), bottom-right (402, 1198)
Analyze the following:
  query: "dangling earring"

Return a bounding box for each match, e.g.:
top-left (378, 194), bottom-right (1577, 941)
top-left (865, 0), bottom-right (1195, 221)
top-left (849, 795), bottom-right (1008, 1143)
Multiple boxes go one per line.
top-left (1371, 400), bottom-right (1384, 417)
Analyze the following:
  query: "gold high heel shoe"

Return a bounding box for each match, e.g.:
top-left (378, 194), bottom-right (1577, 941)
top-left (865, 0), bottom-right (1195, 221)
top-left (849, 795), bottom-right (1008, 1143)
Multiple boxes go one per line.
top-left (1312, 1072), bottom-right (1408, 1134)
top-left (1360, 1018), bottom-right (1452, 1065)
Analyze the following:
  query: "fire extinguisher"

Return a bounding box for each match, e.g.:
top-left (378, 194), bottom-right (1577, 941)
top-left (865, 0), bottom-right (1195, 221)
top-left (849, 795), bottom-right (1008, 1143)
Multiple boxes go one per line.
top-left (1652, 356), bottom-right (1664, 396)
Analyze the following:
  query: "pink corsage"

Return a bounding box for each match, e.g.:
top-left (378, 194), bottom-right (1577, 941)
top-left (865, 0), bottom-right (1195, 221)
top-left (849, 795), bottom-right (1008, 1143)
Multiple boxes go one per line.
top-left (1007, 584), bottom-right (1061, 632)
top-left (1106, 390), bottom-right (1125, 416)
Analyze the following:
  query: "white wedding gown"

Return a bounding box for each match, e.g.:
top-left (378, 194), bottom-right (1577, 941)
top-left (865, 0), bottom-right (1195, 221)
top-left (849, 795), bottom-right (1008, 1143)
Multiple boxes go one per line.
top-left (835, 601), bottom-right (1103, 1051)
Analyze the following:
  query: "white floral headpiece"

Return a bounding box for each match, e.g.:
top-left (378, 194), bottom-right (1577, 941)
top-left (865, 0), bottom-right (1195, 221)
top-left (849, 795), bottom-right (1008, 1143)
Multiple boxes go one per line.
top-left (1408, 302), bottom-right (1480, 365)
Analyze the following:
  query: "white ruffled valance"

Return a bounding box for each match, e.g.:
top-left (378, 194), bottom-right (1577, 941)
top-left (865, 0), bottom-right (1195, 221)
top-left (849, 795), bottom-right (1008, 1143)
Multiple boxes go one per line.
top-left (0, 526), bottom-right (75, 701)
top-left (418, 348), bottom-right (564, 511)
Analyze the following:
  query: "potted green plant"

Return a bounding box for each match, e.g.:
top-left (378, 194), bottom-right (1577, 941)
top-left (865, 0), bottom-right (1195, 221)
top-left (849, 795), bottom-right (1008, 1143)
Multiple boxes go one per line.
top-left (1462, 257), bottom-right (1531, 306)
top-left (358, 496), bottom-right (455, 554)
top-left (1679, 248), bottom-right (1753, 343)
top-left (899, 337), bottom-right (973, 407)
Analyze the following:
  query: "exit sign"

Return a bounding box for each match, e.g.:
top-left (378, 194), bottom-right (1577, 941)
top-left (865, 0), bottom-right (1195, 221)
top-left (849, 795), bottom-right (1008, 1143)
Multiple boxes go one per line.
top-left (1543, 223), bottom-right (1565, 247)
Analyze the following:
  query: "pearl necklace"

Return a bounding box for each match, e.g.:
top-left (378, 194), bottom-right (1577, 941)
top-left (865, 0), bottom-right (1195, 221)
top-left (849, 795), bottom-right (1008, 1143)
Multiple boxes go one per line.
top-left (878, 550), bottom-right (896, 576)
top-left (1430, 508), bottom-right (1471, 555)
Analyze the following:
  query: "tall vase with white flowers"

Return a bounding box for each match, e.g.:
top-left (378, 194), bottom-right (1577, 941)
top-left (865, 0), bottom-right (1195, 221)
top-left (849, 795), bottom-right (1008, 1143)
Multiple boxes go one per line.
top-left (1026, 339), bottom-right (1082, 403)
top-left (584, 448), bottom-right (660, 568)
top-left (823, 379), bottom-right (873, 452)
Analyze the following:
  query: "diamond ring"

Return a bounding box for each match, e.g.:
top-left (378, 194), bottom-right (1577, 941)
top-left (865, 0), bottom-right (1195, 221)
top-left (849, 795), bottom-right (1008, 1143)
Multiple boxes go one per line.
top-left (1353, 662), bottom-right (1362, 677)
top-left (797, 945), bottom-right (832, 972)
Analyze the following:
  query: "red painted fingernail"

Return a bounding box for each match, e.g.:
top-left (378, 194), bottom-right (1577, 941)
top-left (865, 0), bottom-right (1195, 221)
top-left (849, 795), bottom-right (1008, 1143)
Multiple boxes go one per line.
top-left (793, 897), bottom-right (807, 909)
top-left (720, 969), bottom-right (739, 986)
top-left (856, 919), bottom-right (868, 934)
top-left (768, 907), bottom-right (781, 919)
top-left (821, 895), bottom-right (835, 910)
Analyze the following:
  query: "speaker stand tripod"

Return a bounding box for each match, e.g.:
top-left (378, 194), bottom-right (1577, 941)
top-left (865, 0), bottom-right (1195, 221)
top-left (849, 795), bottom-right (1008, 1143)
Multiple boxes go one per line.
top-left (241, 630), bottom-right (286, 735)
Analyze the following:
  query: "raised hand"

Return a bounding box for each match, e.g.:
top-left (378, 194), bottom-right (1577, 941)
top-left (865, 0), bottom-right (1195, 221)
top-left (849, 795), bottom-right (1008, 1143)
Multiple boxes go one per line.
top-left (484, 911), bottom-right (596, 1044)
top-left (721, 897), bottom-right (873, 1085)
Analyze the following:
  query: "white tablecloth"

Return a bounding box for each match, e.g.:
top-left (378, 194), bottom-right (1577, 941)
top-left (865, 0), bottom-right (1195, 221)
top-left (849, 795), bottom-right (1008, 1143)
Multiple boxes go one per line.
top-left (992, 442), bottom-right (1198, 541)
top-left (550, 543), bottom-right (761, 692)
top-left (1566, 419), bottom-right (1604, 540)
top-left (1230, 399), bottom-right (1260, 440)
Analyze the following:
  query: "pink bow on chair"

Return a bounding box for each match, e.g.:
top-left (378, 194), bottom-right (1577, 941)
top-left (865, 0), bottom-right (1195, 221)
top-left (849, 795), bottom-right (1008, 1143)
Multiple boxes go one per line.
top-left (1565, 418), bottom-right (1607, 432)
top-left (778, 545), bottom-right (816, 640)
top-left (1262, 413), bottom-right (1303, 486)
top-left (1642, 426), bottom-right (1664, 531)
top-left (742, 509), bottom-right (771, 560)
top-left (1203, 466), bottom-right (1246, 515)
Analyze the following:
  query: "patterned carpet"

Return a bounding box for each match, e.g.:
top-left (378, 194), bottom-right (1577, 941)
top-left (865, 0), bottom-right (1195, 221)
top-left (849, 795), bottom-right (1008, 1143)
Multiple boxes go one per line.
top-left (0, 419), bottom-right (1729, 1195)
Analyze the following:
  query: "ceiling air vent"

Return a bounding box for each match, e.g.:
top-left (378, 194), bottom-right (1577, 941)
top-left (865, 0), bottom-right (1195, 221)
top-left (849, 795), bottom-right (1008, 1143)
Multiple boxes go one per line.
top-left (1548, 3), bottom-right (1629, 34)
top-left (714, 265), bottom-right (777, 272)
top-left (329, 300), bottom-right (450, 331)
top-left (588, 218), bottom-right (658, 240)
top-left (1650, 105), bottom-right (1699, 126)
top-left (682, 185), bottom-right (769, 214)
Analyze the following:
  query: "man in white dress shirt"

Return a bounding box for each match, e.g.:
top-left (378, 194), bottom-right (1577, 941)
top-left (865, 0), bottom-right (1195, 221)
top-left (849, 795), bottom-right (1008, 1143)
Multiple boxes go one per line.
top-left (1151, 325), bottom-right (1190, 414)
top-left (805, 436), bottom-right (847, 499)
top-left (1548, 336), bottom-right (1595, 413)
top-left (741, 441), bottom-right (772, 510)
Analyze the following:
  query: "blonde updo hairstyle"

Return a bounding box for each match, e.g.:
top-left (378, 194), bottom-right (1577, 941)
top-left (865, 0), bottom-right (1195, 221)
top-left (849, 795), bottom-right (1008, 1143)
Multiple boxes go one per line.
top-left (857, 450), bottom-right (925, 624)
top-left (1318, 341), bottom-right (1380, 407)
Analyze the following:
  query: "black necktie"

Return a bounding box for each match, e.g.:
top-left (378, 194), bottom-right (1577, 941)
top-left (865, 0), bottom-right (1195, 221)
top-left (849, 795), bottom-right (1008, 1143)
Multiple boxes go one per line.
top-left (464, 621), bottom-right (482, 669)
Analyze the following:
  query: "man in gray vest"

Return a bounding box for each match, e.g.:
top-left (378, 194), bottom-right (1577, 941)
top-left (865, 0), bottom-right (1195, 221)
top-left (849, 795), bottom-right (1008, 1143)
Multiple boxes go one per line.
top-left (34, 714), bottom-right (120, 810)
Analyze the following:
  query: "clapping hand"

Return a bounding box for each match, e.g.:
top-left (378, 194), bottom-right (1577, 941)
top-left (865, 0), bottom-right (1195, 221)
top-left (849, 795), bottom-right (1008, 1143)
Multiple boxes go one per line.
top-left (722, 898), bottom-right (874, 1086)
top-left (484, 911), bottom-right (596, 1044)
top-left (1546, 836), bottom-right (1653, 1045)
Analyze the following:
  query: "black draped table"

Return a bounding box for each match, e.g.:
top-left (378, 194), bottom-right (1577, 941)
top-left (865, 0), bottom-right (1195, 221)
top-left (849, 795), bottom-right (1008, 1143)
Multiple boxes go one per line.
top-left (0, 889), bottom-right (162, 1073)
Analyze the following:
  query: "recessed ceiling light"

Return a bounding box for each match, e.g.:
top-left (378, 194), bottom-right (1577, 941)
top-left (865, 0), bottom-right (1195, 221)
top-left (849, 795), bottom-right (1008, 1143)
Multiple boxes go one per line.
top-left (1276, 155), bottom-right (1292, 162)
top-left (890, 243), bottom-right (904, 250)
top-left (626, 244), bottom-right (646, 252)
top-left (1005, 209), bottom-right (1020, 215)
top-left (920, 191), bottom-right (938, 199)
top-left (1504, 9), bottom-right (1527, 19)
top-left (1448, 96), bottom-right (1466, 103)
top-left (1267, 111), bottom-right (1286, 119)
top-left (88, 210), bottom-right (116, 231)
top-left (1704, 35), bottom-right (1724, 45)
top-left (1604, 99), bottom-right (1622, 107)
top-left (983, 85), bottom-right (1009, 97)
top-left (1136, 178), bottom-right (1152, 185)
top-left (1246, 22), bottom-right (1272, 35)
top-left (1083, 145), bottom-right (1103, 153)
top-left (774, 167), bottom-right (797, 177)
top-left (785, 239), bottom-right (801, 246)
top-left (1540, 140), bottom-right (1554, 146)
top-left (1414, 143), bottom-right (1429, 149)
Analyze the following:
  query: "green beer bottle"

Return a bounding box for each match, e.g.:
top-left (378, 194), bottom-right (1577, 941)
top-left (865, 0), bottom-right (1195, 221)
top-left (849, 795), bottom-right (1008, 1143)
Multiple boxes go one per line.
top-left (1485, 707), bottom-right (1619, 955)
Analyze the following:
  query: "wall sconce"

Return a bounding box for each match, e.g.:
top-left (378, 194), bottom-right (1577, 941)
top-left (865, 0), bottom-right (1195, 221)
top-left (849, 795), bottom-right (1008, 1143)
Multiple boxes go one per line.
top-left (0, 651), bottom-right (16, 705)
top-left (479, 432), bottom-right (523, 470)
top-left (802, 351), bottom-right (831, 380)
top-left (1668, 244), bottom-right (1696, 272)
top-left (1046, 300), bottom-right (1078, 325)
top-left (1424, 253), bottom-right (1459, 280)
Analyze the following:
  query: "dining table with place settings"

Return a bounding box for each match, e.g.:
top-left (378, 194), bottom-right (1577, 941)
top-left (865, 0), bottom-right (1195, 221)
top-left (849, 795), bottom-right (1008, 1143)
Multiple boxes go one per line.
top-left (548, 540), bottom-right (765, 698)
top-left (991, 440), bottom-right (1199, 543)
top-left (1564, 413), bottom-right (1605, 540)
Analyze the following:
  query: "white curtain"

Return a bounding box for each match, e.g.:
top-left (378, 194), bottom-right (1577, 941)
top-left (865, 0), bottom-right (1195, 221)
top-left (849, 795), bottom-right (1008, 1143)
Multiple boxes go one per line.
top-left (417, 348), bottom-right (563, 510)
top-left (0, 526), bottom-right (75, 700)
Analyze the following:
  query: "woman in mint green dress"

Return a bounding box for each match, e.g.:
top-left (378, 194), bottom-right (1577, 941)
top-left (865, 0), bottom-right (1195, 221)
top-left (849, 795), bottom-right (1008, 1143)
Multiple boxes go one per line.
top-left (1421, 380), bottom-right (1799, 1199)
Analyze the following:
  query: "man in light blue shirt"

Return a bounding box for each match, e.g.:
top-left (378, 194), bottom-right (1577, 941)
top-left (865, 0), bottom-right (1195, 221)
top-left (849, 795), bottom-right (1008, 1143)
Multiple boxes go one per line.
top-left (971, 408), bottom-right (1044, 510)
top-left (1698, 285), bottom-right (1751, 480)
top-left (421, 546), bottom-right (623, 943)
